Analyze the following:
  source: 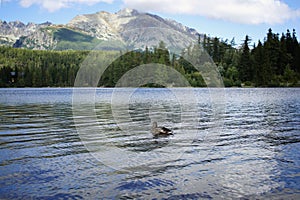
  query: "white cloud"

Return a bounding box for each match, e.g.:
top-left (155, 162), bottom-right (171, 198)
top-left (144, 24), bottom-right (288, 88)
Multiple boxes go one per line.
top-left (19, 0), bottom-right (114, 12)
top-left (16, 0), bottom-right (300, 24)
top-left (123, 0), bottom-right (300, 24)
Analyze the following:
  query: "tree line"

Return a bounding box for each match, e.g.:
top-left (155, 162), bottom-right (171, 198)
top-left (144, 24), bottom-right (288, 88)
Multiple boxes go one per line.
top-left (0, 48), bottom-right (89, 87)
top-left (202, 28), bottom-right (300, 87)
top-left (0, 28), bottom-right (299, 87)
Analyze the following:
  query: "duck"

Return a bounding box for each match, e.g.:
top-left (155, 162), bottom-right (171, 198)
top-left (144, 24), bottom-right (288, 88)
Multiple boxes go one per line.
top-left (151, 122), bottom-right (173, 137)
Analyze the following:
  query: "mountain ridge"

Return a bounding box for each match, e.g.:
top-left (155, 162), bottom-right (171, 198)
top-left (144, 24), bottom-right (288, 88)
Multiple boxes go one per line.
top-left (0, 8), bottom-right (201, 51)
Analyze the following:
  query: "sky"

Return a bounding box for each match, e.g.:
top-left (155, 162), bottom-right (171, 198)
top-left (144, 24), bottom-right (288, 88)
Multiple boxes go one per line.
top-left (0, 0), bottom-right (300, 46)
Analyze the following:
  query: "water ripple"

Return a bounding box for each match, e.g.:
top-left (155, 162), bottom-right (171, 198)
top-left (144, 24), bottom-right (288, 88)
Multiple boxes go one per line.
top-left (0, 88), bottom-right (299, 199)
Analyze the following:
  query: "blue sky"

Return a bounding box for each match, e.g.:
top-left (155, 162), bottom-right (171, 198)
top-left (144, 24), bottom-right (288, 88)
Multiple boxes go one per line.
top-left (0, 0), bottom-right (299, 46)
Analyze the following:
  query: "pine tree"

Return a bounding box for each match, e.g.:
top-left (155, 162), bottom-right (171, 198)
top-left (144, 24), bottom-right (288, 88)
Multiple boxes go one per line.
top-left (264, 28), bottom-right (280, 75)
top-left (238, 35), bottom-right (253, 82)
top-left (253, 41), bottom-right (270, 86)
top-left (278, 33), bottom-right (289, 75)
top-left (292, 29), bottom-right (300, 73)
top-left (212, 37), bottom-right (220, 63)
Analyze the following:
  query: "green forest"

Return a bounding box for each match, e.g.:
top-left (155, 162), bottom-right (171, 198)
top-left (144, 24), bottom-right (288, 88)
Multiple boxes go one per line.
top-left (0, 28), bottom-right (299, 87)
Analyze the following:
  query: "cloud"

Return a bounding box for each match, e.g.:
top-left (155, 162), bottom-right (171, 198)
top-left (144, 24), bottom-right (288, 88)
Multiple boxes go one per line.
top-left (17, 0), bottom-right (300, 24)
top-left (123, 0), bottom-right (300, 24)
top-left (19, 0), bottom-right (114, 12)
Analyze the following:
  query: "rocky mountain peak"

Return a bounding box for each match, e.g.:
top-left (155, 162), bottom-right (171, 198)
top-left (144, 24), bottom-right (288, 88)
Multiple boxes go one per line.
top-left (1, 8), bottom-right (201, 51)
top-left (9, 20), bottom-right (25, 28)
top-left (116, 8), bottom-right (139, 17)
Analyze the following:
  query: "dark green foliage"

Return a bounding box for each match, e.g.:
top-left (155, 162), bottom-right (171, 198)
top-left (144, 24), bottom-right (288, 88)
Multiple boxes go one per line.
top-left (250, 29), bottom-right (300, 86)
top-left (238, 35), bottom-right (253, 82)
top-left (0, 28), bottom-right (299, 87)
top-left (0, 47), bottom-right (89, 87)
top-left (98, 43), bottom-right (205, 87)
top-left (201, 28), bottom-right (300, 87)
top-left (252, 41), bottom-right (269, 86)
top-left (0, 44), bottom-right (206, 87)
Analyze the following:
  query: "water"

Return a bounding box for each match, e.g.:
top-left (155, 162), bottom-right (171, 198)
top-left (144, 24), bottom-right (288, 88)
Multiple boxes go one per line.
top-left (0, 88), bottom-right (299, 199)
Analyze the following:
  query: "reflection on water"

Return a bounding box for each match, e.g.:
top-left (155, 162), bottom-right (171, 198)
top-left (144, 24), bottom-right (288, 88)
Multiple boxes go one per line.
top-left (0, 88), bottom-right (299, 199)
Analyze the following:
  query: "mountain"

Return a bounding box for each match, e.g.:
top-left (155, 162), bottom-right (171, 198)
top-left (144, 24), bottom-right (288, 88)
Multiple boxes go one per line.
top-left (0, 8), bottom-right (201, 51)
top-left (0, 20), bottom-right (51, 46)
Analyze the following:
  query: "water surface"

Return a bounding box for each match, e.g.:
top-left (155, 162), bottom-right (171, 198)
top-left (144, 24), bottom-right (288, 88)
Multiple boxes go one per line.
top-left (0, 88), bottom-right (299, 199)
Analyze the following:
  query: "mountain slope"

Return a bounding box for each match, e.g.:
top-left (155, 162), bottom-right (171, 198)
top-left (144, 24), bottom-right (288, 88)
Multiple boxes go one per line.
top-left (0, 20), bottom-right (51, 47)
top-left (0, 8), bottom-right (201, 51)
top-left (68, 8), bottom-right (200, 51)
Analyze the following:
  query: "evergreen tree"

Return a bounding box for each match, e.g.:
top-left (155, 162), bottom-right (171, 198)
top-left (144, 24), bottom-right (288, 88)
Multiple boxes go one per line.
top-left (292, 29), bottom-right (300, 73)
top-left (212, 37), bottom-right (220, 63)
top-left (253, 41), bottom-right (270, 86)
top-left (264, 28), bottom-right (280, 75)
top-left (278, 33), bottom-right (290, 75)
top-left (238, 35), bottom-right (253, 82)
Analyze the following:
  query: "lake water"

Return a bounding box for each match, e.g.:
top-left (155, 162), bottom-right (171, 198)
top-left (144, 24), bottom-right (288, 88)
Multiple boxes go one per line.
top-left (0, 88), bottom-right (299, 199)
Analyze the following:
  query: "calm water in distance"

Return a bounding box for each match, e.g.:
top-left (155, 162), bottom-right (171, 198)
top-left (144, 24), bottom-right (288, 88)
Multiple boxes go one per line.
top-left (0, 88), bottom-right (299, 199)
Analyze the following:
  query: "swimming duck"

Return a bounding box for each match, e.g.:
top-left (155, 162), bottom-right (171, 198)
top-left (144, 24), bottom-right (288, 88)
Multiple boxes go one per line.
top-left (151, 122), bottom-right (173, 137)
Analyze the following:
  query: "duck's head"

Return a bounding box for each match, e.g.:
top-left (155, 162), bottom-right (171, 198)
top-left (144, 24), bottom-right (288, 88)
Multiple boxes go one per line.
top-left (152, 121), bottom-right (158, 128)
